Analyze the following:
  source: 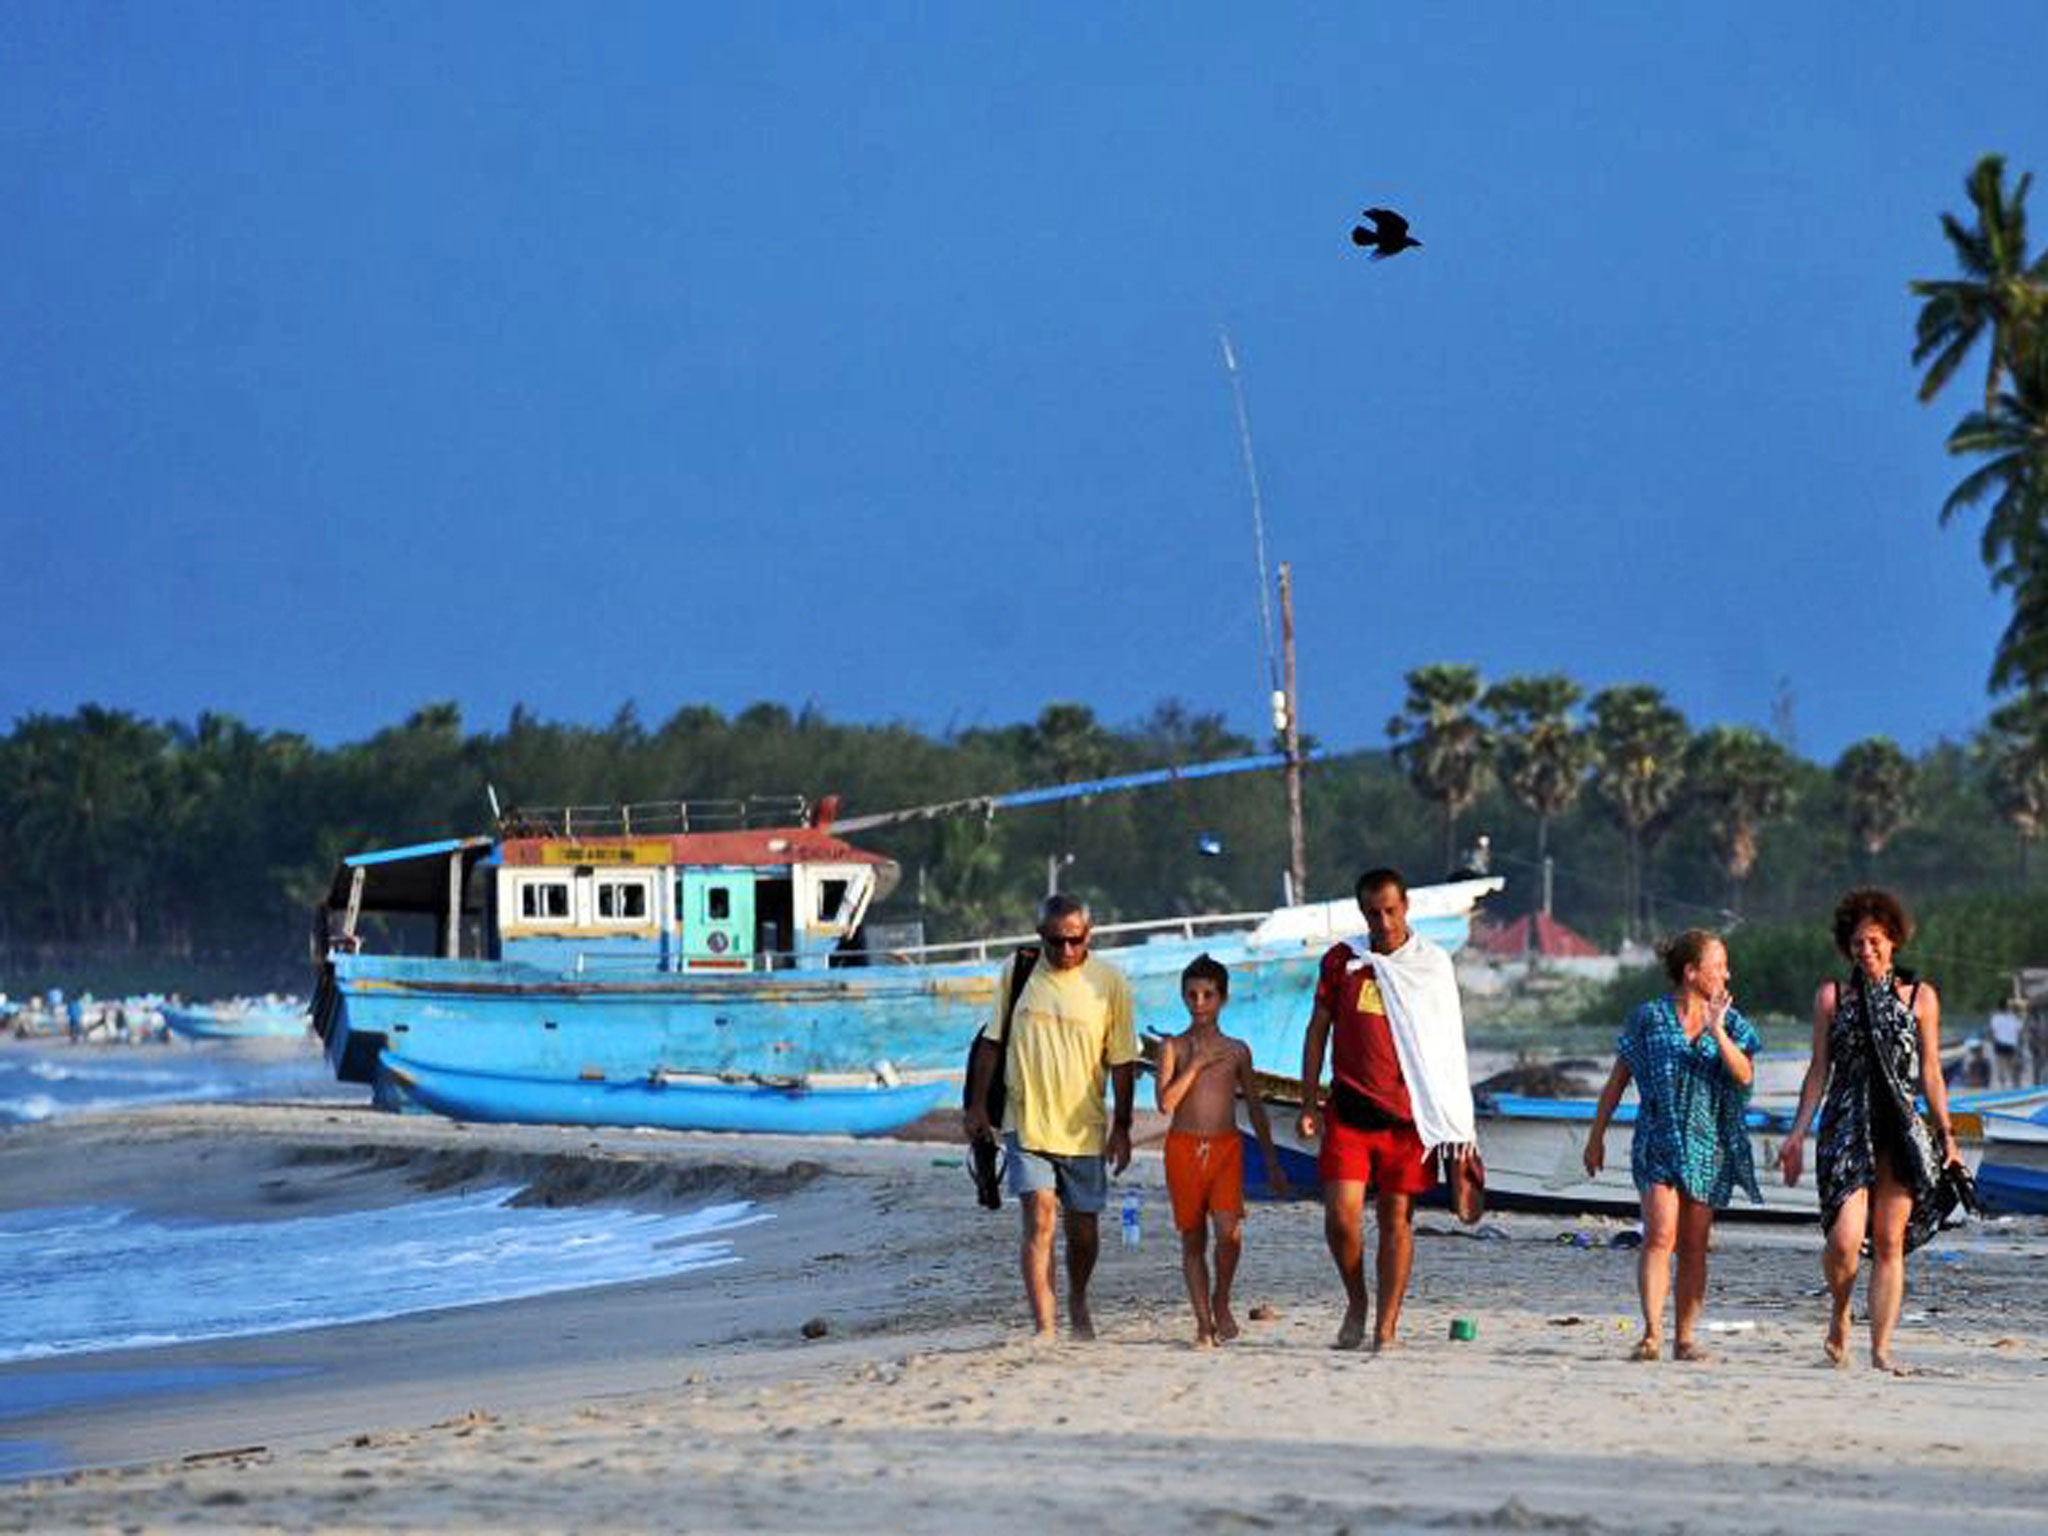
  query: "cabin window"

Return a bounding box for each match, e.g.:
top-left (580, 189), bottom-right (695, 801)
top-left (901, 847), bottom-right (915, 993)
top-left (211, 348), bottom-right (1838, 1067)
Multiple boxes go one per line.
top-left (596, 879), bottom-right (650, 922)
top-left (708, 886), bottom-right (731, 921)
top-left (817, 878), bottom-right (850, 922)
top-left (519, 879), bottom-right (571, 921)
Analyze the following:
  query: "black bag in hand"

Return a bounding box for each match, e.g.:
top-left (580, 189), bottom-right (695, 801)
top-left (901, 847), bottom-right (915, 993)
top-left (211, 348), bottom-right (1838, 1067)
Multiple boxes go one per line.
top-left (964, 946), bottom-right (1039, 1209)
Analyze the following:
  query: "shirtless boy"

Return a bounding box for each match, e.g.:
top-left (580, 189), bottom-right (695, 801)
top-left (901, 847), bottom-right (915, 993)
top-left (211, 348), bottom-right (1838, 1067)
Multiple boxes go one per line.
top-left (1153, 954), bottom-right (1287, 1347)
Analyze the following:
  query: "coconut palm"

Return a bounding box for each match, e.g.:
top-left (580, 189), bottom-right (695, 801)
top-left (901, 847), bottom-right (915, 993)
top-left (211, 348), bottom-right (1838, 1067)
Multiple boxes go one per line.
top-left (1387, 663), bottom-right (1491, 878)
top-left (1482, 673), bottom-right (1592, 875)
top-left (1833, 737), bottom-right (1916, 875)
top-left (1946, 336), bottom-right (2048, 595)
top-left (1588, 685), bottom-right (1689, 942)
top-left (1911, 154), bottom-right (2048, 415)
top-left (1983, 695), bottom-right (2048, 883)
top-left (1687, 726), bottom-right (1797, 913)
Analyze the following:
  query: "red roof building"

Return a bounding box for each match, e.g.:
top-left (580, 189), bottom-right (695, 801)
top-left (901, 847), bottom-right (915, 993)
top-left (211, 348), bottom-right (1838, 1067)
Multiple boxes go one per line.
top-left (1473, 912), bottom-right (1602, 959)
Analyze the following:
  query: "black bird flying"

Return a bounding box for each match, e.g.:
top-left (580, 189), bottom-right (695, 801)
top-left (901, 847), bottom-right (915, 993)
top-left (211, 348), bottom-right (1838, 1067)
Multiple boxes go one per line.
top-left (1351, 208), bottom-right (1421, 259)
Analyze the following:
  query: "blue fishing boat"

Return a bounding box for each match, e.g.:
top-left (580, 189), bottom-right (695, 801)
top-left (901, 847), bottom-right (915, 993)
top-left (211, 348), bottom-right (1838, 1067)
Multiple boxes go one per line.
top-left (162, 1000), bottom-right (309, 1041)
top-left (1953, 1087), bottom-right (2048, 1215)
top-left (313, 774), bottom-right (1502, 1135)
top-left (382, 1054), bottom-right (951, 1136)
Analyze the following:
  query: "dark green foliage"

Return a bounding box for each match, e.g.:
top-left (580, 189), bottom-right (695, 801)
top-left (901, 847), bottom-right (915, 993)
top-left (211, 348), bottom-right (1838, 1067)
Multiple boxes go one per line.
top-left (2, 689), bottom-right (2046, 998)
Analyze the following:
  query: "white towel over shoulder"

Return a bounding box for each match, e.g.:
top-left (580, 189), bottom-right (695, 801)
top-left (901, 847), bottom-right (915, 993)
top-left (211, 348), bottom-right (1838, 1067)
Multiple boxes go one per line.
top-left (1348, 932), bottom-right (1475, 1155)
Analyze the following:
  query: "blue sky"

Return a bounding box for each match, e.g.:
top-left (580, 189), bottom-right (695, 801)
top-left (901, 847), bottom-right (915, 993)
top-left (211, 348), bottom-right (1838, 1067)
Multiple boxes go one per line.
top-left (4, 5), bottom-right (2043, 764)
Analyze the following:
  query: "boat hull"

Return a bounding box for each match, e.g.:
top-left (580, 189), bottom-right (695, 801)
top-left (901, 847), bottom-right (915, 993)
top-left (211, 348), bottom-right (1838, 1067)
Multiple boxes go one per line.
top-left (162, 1005), bottom-right (309, 1041)
top-left (317, 906), bottom-right (1486, 1091)
top-left (1234, 1088), bottom-right (1896, 1222)
top-left (380, 1053), bottom-right (950, 1136)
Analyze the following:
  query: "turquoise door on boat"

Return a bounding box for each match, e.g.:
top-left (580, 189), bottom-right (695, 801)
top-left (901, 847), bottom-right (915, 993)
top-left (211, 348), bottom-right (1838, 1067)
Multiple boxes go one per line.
top-left (678, 869), bottom-right (754, 969)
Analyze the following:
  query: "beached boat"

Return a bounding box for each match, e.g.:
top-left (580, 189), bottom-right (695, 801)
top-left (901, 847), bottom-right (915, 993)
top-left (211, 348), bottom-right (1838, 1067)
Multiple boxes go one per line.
top-left (381, 1054), bottom-right (951, 1136)
top-left (1951, 1086), bottom-right (2048, 1215)
top-left (162, 1000), bottom-right (309, 1041)
top-left (312, 789), bottom-right (1504, 1135)
top-left (1232, 1073), bottom-right (2003, 1221)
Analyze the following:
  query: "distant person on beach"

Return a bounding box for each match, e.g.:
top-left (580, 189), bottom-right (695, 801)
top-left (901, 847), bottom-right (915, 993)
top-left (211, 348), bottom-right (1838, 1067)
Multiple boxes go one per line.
top-left (1153, 953), bottom-right (1287, 1348)
top-left (962, 894), bottom-right (1139, 1341)
top-left (1582, 929), bottom-right (1761, 1363)
top-left (1987, 999), bottom-right (2024, 1087)
top-left (1297, 868), bottom-right (1479, 1351)
top-left (1778, 887), bottom-right (1963, 1373)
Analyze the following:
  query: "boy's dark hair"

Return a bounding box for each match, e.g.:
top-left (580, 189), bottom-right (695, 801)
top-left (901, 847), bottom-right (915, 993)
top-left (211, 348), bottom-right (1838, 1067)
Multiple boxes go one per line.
top-left (1355, 866), bottom-right (1408, 902)
top-left (1182, 952), bottom-right (1230, 998)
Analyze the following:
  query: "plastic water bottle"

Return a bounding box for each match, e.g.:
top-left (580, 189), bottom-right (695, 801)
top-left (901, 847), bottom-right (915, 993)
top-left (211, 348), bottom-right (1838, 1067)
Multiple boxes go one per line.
top-left (1120, 1185), bottom-right (1142, 1248)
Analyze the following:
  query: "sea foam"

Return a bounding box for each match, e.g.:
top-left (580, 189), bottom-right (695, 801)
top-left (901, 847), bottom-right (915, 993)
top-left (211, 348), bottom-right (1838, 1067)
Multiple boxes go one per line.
top-left (0, 1189), bottom-right (766, 1362)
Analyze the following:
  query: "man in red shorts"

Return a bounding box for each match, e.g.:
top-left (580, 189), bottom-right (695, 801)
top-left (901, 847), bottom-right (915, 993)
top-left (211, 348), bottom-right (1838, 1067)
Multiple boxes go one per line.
top-left (1298, 867), bottom-right (1465, 1351)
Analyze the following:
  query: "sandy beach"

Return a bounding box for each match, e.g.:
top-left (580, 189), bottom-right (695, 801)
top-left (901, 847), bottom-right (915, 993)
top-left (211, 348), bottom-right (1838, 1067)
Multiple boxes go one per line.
top-left (4, 1103), bottom-right (2046, 1534)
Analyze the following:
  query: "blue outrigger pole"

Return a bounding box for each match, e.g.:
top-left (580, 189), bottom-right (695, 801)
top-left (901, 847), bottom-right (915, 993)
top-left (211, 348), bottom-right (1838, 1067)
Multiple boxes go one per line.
top-left (828, 747), bottom-right (1335, 835)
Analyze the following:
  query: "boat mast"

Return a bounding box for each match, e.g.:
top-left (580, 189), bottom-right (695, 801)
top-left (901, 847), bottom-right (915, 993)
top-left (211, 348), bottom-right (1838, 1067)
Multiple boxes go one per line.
top-left (1278, 562), bottom-right (1308, 905)
top-left (1222, 327), bottom-right (1310, 906)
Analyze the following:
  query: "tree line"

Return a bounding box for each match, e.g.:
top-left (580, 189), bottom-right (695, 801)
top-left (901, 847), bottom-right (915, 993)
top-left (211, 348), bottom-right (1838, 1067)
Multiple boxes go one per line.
top-left (0, 690), bottom-right (2041, 1003)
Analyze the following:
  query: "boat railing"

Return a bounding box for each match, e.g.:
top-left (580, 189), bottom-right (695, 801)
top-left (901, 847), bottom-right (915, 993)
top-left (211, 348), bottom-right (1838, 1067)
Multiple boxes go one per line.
top-left (867, 910), bottom-right (1271, 966)
top-left (534, 909), bottom-right (1270, 977)
top-left (498, 796), bottom-right (812, 838)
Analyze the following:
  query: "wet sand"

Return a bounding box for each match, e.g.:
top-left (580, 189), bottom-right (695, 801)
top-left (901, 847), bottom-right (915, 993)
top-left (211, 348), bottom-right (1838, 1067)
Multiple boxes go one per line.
top-left (4, 1104), bottom-right (2046, 1533)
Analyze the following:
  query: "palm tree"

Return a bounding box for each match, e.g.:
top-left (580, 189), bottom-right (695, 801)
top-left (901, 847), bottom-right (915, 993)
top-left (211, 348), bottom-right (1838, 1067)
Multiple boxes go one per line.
top-left (1387, 664), bottom-right (1491, 877)
top-left (1833, 736), bottom-right (1915, 875)
top-left (1945, 336), bottom-right (2048, 607)
top-left (1911, 154), bottom-right (2048, 415)
top-left (1983, 694), bottom-right (2048, 882)
top-left (1482, 673), bottom-right (1592, 879)
top-left (1588, 685), bottom-right (1689, 942)
top-left (1942, 337), bottom-right (2048, 701)
top-left (1687, 726), bottom-right (1797, 913)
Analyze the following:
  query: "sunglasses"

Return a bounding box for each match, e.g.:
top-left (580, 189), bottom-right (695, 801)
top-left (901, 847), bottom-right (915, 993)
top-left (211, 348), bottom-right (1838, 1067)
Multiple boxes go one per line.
top-left (1043, 933), bottom-right (1090, 950)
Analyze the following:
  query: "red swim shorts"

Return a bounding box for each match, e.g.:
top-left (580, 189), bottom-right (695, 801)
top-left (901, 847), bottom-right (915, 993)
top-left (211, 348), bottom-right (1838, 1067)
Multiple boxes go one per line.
top-left (1164, 1130), bottom-right (1245, 1231)
top-left (1318, 1114), bottom-right (1435, 1195)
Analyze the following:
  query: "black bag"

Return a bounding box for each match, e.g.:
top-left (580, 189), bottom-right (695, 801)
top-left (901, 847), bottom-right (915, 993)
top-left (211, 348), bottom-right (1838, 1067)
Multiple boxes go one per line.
top-left (1329, 1079), bottom-right (1400, 1131)
top-left (1937, 1158), bottom-right (1981, 1221)
top-left (964, 946), bottom-right (1039, 1208)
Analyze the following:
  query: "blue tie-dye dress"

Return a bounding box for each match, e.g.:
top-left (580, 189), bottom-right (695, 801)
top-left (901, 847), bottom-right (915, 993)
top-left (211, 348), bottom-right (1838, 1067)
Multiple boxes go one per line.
top-left (1618, 996), bottom-right (1763, 1208)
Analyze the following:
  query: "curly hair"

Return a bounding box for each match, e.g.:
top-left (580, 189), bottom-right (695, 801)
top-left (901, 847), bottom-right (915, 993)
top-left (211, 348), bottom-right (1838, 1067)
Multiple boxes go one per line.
top-left (1831, 886), bottom-right (1913, 958)
top-left (1657, 928), bottom-right (1724, 987)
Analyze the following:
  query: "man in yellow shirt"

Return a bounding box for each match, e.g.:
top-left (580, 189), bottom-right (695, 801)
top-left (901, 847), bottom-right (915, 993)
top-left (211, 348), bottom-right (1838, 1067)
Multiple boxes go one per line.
top-left (963, 894), bottom-right (1138, 1340)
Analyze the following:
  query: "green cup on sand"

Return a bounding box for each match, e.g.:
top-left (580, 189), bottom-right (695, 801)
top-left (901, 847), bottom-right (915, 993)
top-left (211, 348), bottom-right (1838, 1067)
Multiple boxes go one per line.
top-left (1449, 1317), bottom-right (1477, 1342)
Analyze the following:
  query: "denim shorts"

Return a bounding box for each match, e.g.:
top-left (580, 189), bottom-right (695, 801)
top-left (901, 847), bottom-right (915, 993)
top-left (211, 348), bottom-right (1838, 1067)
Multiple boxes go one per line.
top-left (1003, 1133), bottom-right (1108, 1213)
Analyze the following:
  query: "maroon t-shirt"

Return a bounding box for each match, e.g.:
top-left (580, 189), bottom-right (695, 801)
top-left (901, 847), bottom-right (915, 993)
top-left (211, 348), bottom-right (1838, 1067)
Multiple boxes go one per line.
top-left (1314, 943), bottom-right (1413, 1123)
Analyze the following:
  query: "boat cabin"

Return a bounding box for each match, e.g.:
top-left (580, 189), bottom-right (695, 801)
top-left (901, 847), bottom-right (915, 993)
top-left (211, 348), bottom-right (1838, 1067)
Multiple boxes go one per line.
top-left (323, 800), bottom-right (900, 974)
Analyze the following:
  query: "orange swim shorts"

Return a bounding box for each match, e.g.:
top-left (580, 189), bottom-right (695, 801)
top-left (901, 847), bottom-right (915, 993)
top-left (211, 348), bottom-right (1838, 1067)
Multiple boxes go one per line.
top-left (1164, 1130), bottom-right (1245, 1231)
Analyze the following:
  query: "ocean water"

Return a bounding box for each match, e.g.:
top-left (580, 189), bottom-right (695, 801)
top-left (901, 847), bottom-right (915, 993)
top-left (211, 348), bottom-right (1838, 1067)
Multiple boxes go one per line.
top-left (0, 1037), bottom-right (363, 1124)
top-left (0, 1189), bottom-right (765, 1364)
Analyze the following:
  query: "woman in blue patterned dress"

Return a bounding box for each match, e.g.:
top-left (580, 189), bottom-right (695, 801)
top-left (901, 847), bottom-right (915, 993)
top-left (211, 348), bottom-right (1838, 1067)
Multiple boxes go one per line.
top-left (1777, 888), bottom-right (1960, 1373)
top-left (1583, 929), bottom-right (1761, 1362)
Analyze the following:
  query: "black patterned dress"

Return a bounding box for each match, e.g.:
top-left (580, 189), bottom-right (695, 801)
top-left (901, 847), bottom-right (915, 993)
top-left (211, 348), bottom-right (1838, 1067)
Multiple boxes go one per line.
top-left (1816, 969), bottom-right (1943, 1253)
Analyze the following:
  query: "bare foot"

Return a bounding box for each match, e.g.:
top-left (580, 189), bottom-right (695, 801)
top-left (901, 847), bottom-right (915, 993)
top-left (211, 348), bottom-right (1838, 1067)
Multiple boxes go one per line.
top-left (1825, 1304), bottom-right (1851, 1366)
top-left (1872, 1350), bottom-right (1910, 1376)
top-left (1673, 1341), bottom-right (1713, 1364)
top-left (1214, 1304), bottom-right (1240, 1343)
top-left (1628, 1336), bottom-right (1662, 1362)
top-left (1069, 1304), bottom-right (1095, 1343)
top-left (1192, 1331), bottom-right (1216, 1350)
top-left (1371, 1334), bottom-right (1401, 1354)
top-left (1334, 1306), bottom-right (1367, 1350)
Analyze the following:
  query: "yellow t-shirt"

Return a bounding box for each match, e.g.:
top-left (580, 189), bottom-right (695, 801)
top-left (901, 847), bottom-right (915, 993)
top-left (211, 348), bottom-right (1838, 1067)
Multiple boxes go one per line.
top-left (981, 953), bottom-right (1138, 1156)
